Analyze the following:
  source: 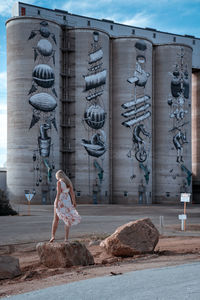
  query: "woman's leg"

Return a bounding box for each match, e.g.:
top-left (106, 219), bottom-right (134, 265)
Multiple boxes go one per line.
top-left (49, 208), bottom-right (59, 242)
top-left (64, 225), bottom-right (70, 241)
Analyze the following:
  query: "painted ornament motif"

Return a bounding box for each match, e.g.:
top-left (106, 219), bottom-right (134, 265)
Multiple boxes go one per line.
top-left (168, 48), bottom-right (192, 186)
top-left (121, 40), bottom-right (151, 183)
top-left (28, 21), bottom-right (57, 187)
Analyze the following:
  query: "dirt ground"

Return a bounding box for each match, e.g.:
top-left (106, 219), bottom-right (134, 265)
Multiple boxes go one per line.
top-left (1, 235), bottom-right (200, 298)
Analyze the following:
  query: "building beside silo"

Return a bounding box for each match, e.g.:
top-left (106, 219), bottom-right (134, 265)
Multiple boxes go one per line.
top-left (5, 2), bottom-right (200, 205)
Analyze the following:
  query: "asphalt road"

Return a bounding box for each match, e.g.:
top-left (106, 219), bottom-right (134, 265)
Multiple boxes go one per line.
top-left (2, 262), bottom-right (200, 300)
top-left (1, 204), bottom-right (200, 246)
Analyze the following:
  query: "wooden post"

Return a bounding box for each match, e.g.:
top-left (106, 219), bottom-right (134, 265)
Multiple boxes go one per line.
top-left (184, 202), bottom-right (186, 231)
top-left (28, 194), bottom-right (31, 216)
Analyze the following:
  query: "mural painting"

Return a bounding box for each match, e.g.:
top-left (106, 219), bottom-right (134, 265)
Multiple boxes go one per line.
top-left (28, 21), bottom-right (57, 189)
top-left (121, 40), bottom-right (151, 185)
top-left (168, 48), bottom-right (192, 186)
top-left (81, 32), bottom-right (107, 195)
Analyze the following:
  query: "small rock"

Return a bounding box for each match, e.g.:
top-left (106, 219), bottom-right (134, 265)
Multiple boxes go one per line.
top-left (100, 218), bottom-right (159, 257)
top-left (36, 241), bottom-right (94, 268)
top-left (0, 256), bottom-right (21, 279)
top-left (101, 257), bottom-right (119, 264)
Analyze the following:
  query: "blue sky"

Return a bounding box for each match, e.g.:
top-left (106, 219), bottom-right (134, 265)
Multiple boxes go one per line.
top-left (1, 0), bottom-right (200, 167)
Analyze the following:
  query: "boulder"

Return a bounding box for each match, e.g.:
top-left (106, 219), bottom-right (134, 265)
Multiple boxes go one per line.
top-left (36, 241), bottom-right (94, 268)
top-left (100, 218), bottom-right (159, 257)
top-left (0, 256), bottom-right (21, 279)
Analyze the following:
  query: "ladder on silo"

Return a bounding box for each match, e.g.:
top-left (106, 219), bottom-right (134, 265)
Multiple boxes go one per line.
top-left (60, 26), bottom-right (76, 181)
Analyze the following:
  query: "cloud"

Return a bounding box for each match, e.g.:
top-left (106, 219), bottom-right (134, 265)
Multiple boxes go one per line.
top-left (0, 0), bottom-right (17, 16)
top-left (120, 12), bottom-right (155, 28)
top-left (0, 0), bottom-right (36, 17)
top-left (0, 72), bottom-right (7, 90)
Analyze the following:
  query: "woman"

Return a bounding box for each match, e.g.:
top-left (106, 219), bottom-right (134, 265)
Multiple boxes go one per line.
top-left (49, 170), bottom-right (81, 242)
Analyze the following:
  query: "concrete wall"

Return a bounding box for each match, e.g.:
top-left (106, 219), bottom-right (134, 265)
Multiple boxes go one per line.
top-left (153, 44), bottom-right (192, 203)
top-left (6, 17), bottom-right (61, 204)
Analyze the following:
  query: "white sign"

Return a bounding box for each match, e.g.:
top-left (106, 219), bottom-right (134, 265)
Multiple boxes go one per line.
top-left (178, 214), bottom-right (187, 220)
top-left (180, 193), bottom-right (191, 203)
top-left (25, 193), bottom-right (34, 202)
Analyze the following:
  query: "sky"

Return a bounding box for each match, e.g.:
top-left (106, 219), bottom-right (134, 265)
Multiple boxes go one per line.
top-left (1, 0), bottom-right (200, 167)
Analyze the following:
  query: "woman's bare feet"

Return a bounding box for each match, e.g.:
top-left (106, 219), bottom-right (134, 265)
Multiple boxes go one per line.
top-left (49, 237), bottom-right (55, 243)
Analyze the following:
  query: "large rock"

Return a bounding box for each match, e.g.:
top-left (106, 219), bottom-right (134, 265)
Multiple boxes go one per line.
top-left (100, 218), bottom-right (159, 257)
top-left (36, 241), bottom-right (94, 268)
top-left (0, 256), bottom-right (21, 279)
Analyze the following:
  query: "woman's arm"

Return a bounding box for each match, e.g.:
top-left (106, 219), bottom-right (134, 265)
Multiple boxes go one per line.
top-left (54, 181), bottom-right (61, 208)
top-left (69, 185), bottom-right (77, 207)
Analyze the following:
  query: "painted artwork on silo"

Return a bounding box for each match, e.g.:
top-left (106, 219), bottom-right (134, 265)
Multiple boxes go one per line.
top-left (168, 48), bottom-right (192, 186)
top-left (82, 31), bottom-right (107, 159)
top-left (68, 28), bottom-right (110, 203)
top-left (80, 31), bottom-right (108, 202)
top-left (112, 38), bottom-right (153, 204)
top-left (154, 44), bottom-right (192, 202)
top-left (28, 21), bottom-right (58, 189)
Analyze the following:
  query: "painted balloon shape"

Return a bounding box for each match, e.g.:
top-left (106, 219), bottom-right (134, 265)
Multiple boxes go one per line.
top-left (39, 26), bottom-right (50, 38)
top-left (37, 39), bottom-right (53, 57)
top-left (135, 40), bottom-right (147, 51)
top-left (29, 93), bottom-right (57, 112)
top-left (84, 104), bottom-right (106, 129)
top-left (33, 64), bottom-right (55, 88)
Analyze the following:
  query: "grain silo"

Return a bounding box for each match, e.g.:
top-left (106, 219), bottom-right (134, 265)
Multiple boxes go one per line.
top-left (6, 17), bottom-right (61, 205)
top-left (153, 44), bottom-right (192, 202)
top-left (192, 70), bottom-right (200, 202)
top-left (63, 28), bottom-right (110, 203)
top-left (112, 37), bottom-right (153, 204)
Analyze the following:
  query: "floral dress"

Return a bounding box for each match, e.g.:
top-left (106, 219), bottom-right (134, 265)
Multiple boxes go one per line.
top-left (56, 180), bottom-right (81, 226)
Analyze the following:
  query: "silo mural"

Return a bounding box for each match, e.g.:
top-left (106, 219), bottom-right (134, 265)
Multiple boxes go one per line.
top-left (112, 38), bottom-right (153, 204)
top-left (6, 11), bottom-right (196, 206)
top-left (154, 44), bottom-right (192, 202)
top-left (66, 28), bottom-right (110, 203)
top-left (82, 31), bottom-right (107, 158)
top-left (168, 48), bottom-right (192, 186)
top-left (121, 41), bottom-right (151, 170)
top-left (6, 17), bottom-right (61, 204)
top-left (27, 21), bottom-right (58, 188)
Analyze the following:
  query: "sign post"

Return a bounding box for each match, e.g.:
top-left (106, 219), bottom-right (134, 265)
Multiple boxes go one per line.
top-left (24, 190), bottom-right (34, 216)
top-left (179, 193), bottom-right (191, 231)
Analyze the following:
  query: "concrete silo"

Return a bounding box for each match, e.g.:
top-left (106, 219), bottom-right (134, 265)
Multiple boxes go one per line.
top-left (64, 28), bottom-right (110, 203)
top-left (153, 44), bottom-right (192, 203)
top-left (112, 37), bottom-right (153, 204)
top-left (6, 17), bottom-right (61, 205)
top-left (192, 70), bottom-right (200, 203)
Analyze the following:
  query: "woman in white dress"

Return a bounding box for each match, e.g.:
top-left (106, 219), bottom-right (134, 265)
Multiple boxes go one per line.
top-left (49, 170), bottom-right (81, 242)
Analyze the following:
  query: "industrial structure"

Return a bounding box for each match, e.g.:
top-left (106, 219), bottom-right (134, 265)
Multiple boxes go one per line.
top-left (5, 2), bottom-right (200, 205)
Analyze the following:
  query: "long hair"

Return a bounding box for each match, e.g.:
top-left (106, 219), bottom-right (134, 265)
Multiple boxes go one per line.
top-left (55, 170), bottom-right (73, 188)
